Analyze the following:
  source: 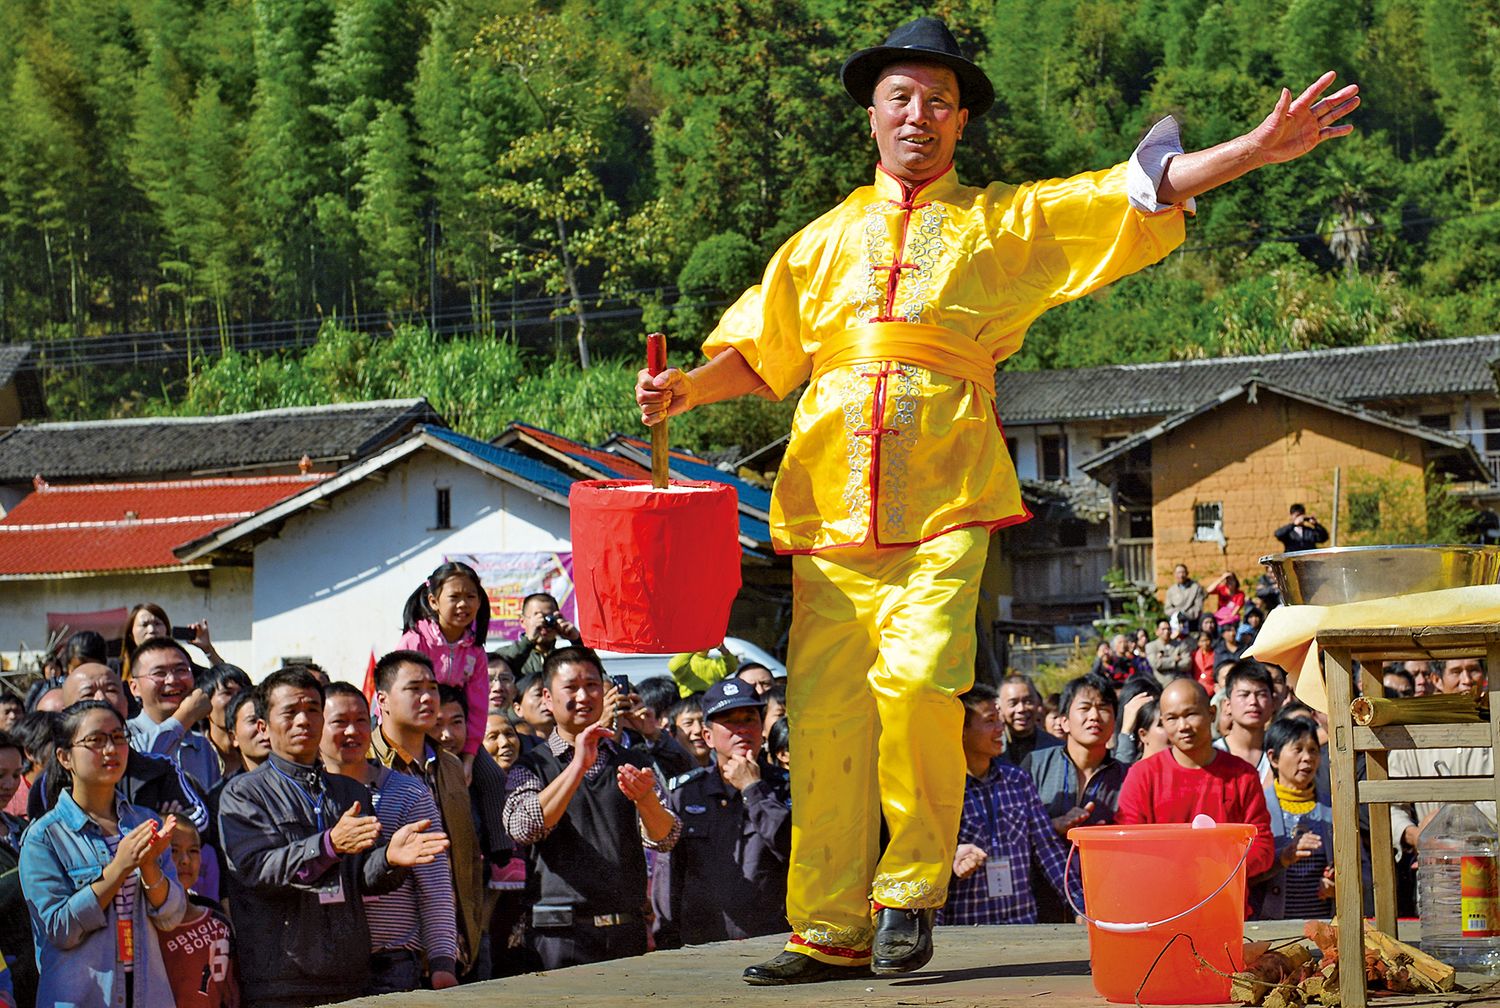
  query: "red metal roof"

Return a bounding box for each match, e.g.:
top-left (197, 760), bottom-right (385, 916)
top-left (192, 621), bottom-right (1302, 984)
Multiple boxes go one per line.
top-left (510, 423), bottom-right (651, 480)
top-left (0, 474), bottom-right (327, 576)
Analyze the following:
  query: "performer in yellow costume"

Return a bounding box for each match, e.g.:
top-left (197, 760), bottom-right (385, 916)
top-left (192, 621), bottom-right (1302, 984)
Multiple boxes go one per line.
top-left (637, 17), bottom-right (1358, 985)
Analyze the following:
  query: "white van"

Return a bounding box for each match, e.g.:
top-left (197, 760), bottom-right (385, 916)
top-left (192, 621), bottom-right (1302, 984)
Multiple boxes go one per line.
top-left (592, 637), bottom-right (784, 684)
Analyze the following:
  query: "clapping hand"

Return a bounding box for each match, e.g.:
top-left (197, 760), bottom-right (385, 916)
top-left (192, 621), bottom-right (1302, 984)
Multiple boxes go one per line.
top-left (329, 801), bottom-right (381, 855)
top-left (571, 720), bottom-right (614, 772)
top-left (1051, 802), bottom-right (1096, 837)
top-left (387, 819), bottom-right (450, 867)
top-left (112, 815), bottom-right (177, 873)
top-left (1281, 829), bottom-right (1322, 867)
top-left (142, 814), bottom-right (177, 864)
top-left (616, 763), bottom-right (657, 804)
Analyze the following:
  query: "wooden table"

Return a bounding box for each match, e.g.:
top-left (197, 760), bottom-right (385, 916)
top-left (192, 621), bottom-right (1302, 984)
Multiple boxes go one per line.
top-left (1320, 624), bottom-right (1500, 1008)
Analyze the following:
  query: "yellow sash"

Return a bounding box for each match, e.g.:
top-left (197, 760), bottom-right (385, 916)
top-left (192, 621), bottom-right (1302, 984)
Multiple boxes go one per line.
top-left (811, 323), bottom-right (997, 398)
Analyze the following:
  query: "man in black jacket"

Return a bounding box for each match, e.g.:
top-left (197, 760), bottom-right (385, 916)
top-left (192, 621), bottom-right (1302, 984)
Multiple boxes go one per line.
top-left (501, 647), bottom-right (681, 970)
top-left (218, 666), bottom-right (449, 1008)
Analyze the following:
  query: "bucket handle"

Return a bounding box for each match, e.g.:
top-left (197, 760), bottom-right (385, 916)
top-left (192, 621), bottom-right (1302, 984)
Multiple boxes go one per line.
top-left (1063, 834), bottom-right (1252, 934)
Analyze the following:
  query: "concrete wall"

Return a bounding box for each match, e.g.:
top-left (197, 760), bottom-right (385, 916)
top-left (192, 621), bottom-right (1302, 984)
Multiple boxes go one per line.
top-left (249, 448), bottom-right (570, 682)
top-left (1150, 391), bottom-right (1427, 588)
top-left (0, 567), bottom-right (254, 670)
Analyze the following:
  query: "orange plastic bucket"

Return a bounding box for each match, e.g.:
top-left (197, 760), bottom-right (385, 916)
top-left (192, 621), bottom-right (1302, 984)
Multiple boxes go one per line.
top-left (1067, 819), bottom-right (1255, 1004)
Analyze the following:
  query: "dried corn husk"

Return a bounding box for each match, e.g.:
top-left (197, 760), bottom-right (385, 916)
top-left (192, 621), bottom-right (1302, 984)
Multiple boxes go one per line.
top-left (1350, 692), bottom-right (1480, 726)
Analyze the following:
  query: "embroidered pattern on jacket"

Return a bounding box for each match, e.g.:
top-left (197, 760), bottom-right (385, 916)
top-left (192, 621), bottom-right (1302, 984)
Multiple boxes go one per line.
top-left (877, 368), bottom-right (921, 539)
top-left (852, 203), bottom-right (892, 321)
top-left (894, 204), bottom-right (946, 323)
top-left (839, 372), bottom-right (872, 522)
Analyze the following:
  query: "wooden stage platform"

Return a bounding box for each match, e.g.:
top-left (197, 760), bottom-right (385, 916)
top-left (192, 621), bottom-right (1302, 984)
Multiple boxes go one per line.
top-left (339, 922), bottom-right (1318, 1007)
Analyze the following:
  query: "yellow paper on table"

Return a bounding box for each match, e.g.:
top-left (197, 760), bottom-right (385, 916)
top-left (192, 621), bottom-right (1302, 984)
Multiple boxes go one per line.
top-left (1244, 584), bottom-right (1500, 713)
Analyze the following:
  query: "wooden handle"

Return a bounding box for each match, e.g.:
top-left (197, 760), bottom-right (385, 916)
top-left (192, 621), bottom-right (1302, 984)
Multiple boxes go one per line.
top-left (646, 333), bottom-right (669, 489)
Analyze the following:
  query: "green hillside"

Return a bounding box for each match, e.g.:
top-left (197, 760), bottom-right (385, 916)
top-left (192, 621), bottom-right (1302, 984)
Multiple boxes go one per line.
top-left (3, 0), bottom-right (1498, 446)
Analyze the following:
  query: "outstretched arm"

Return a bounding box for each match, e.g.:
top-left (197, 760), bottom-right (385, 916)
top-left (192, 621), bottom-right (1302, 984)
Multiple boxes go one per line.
top-left (1156, 72), bottom-right (1359, 206)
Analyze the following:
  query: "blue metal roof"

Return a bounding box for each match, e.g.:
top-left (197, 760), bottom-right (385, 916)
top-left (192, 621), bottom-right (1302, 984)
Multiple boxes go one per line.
top-left (423, 426), bottom-right (575, 499)
top-left (670, 456), bottom-right (772, 514)
top-left (738, 511), bottom-right (771, 544)
top-left (609, 434), bottom-right (773, 515)
top-left (427, 425), bottom-right (772, 551)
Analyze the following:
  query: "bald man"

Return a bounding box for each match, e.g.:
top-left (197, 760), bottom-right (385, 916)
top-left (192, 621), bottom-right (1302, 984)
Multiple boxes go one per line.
top-left (33, 688), bottom-right (65, 712)
top-left (28, 663), bottom-right (208, 831)
top-left (1116, 679), bottom-right (1274, 877)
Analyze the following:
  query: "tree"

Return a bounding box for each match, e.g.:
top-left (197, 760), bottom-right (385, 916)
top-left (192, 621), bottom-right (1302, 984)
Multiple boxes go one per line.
top-left (312, 0), bottom-right (426, 314)
top-left (470, 10), bottom-right (639, 368)
top-left (244, 0), bottom-right (338, 317)
top-left (1342, 464), bottom-right (1477, 546)
top-left (2, 51), bottom-right (93, 337)
top-left (355, 101), bottom-right (424, 310)
top-left (182, 80), bottom-right (249, 342)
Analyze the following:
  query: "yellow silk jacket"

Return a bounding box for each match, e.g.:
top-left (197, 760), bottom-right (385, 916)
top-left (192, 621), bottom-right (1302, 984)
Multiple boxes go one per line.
top-left (704, 161), bottom-right (1186, 554)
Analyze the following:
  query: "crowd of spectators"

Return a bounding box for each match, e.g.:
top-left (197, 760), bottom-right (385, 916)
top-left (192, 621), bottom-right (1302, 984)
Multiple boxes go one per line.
top-left (0, 550), bottom-right (1483, 1006)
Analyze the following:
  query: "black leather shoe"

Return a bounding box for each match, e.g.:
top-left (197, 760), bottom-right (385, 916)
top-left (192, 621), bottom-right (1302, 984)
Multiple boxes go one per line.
top-left (871, 906), bottom-right (934, 975)
top-left (742, 951), bottom-right (872, 985)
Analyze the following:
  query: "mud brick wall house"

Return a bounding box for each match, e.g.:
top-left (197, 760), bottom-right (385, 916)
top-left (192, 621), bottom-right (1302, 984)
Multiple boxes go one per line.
top-left (991, 335), bottom-right (1500, 629)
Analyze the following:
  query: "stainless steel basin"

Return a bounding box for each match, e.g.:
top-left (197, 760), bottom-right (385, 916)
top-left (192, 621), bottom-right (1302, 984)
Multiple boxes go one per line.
top-left (1260, 545), bottom-right (1500, 606)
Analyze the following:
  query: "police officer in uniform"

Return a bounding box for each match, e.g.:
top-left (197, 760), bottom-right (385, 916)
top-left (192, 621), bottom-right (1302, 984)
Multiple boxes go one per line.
top-left (652, 677), bottom-right (792, 948)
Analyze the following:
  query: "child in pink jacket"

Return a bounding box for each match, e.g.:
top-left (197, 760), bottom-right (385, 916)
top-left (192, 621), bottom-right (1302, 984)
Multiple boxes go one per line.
top-left (398, 561), bottom-right (490, 776)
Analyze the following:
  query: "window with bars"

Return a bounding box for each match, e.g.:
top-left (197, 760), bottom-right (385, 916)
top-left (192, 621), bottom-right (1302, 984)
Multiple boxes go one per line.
top-left (1193, 501), bottom-right (1223, 542)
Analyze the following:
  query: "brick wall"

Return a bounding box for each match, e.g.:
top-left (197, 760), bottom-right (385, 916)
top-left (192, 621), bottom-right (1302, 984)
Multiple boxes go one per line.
top-left (1151, 391), bottom-right (1427, 591)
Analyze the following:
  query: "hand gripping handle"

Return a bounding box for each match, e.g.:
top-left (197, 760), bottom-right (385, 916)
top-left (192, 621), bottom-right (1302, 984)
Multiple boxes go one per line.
top-left (646, 333), bottom-right (669, 489)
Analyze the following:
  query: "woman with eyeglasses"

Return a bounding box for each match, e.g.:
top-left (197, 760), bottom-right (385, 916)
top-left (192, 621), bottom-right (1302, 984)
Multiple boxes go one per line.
top-left (20, 700), bottom-right (186, 1007)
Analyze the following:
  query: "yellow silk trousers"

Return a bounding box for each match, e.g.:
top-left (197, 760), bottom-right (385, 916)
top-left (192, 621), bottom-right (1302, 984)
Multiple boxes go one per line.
top-left (783, 526), bottom-right (987, 964)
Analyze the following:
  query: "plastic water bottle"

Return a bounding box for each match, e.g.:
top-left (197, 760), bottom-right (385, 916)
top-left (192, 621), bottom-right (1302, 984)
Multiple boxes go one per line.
top-left (1417, 802), bottom-right (1500, 974)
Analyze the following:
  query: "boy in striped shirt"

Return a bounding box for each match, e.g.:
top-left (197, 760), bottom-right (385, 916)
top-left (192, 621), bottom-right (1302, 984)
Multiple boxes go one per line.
top-left (320, 682), bottom-right (460, 993)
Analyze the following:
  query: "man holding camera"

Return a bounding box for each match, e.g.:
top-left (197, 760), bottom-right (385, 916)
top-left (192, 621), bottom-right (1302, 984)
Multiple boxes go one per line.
top-left (493, 592), bottom-right (584, 681)
top-left (1274, 503), bottom-right (1329, 553)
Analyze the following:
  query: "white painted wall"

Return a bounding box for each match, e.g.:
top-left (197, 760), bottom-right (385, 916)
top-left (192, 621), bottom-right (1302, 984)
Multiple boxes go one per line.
top-left (1008, 426), bottom-right (1038, 480)
top-left (248, 448), bottom-right (570, 682)
top-left (0, 567), bottom-right (253, 671)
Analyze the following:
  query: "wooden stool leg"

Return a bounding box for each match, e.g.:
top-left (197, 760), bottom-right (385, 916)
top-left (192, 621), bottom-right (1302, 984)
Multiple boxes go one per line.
top-left (1366, 756), bottom-right (1397, 937)
top-left (1363, 668), bottom-right (1398, 937)
top-left (1325, 647), bottom-right (1368, 1008)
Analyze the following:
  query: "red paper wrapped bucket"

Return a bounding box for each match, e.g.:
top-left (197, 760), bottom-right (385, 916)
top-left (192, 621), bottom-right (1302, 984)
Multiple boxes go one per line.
top-left (569, 479), bottom-right (741, 653)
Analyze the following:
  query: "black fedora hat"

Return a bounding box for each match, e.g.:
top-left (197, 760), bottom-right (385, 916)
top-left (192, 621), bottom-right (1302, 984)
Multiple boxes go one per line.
top-left (841, 17), bottom-right (994, 117)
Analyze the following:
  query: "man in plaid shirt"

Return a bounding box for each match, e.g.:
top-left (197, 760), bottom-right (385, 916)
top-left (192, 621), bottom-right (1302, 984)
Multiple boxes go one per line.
top-left (938, 682), bottom-right (1083, 925)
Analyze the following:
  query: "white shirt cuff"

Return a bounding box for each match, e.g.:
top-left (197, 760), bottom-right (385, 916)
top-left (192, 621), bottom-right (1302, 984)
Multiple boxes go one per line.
top-left (1127, 114), bottom-right (1196, 214)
